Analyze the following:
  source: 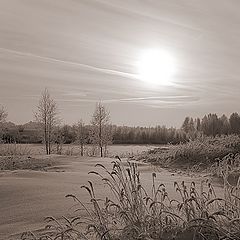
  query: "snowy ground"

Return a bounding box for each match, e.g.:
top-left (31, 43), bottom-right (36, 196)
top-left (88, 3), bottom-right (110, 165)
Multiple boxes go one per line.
top-left (0, 145), bottom-right (221, 239)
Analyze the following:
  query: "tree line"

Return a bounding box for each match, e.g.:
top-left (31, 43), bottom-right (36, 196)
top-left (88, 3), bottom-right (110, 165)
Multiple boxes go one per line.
top-left (1, 89), bottom-right (240, 156)
top-left (181, 113), bottom-right (240, 138)
top-left (0, 89), bottom-right (188, 153)
top-left (0, 117), bottom-right (187, 146)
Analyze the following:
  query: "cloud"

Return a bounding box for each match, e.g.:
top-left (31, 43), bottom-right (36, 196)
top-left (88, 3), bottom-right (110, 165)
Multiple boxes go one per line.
top-left (0, 47), bottom-right (137, 80)
top-left (92, 0), bottom-right (202, 32)
top-left (103, 95), bottom-right (198, 103)
top-left (55, 95), bottom-right (199, 110)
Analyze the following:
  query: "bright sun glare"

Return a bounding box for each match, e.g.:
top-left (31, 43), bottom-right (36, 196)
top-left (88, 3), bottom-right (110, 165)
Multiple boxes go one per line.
top-left (137, 49), bottom-right (176, 85)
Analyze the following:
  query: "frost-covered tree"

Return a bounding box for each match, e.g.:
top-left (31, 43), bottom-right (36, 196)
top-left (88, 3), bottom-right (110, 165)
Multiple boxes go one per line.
top-left (35, 88), bottom-right (59, 155)
top-left (74, 119), bottom-right (88, 156)
top-left (91, 102), bottom-right (112, 157)
top-left (229, 112), bottom-right (240, 134)
top-left (0, 105), bottom-right (7, 123)
top-left (0, 105), bottom-right (7, 142)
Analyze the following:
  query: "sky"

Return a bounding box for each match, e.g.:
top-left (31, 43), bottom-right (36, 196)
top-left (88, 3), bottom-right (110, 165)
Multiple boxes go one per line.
top-left (0, 0), bottom-right (240, 127)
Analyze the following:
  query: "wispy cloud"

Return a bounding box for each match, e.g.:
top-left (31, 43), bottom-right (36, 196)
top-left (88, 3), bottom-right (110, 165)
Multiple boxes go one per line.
top-left (103, 95), bottom-right (199, 103)
top-left (0, 47), bottom-right (137, 80)
top-left (62, 92), bottom-right (88, 97)
top-left (1, 0), bottom-right (240, 125)
top-left (56, 95), bottom-right (199, 109)
top-left (93, 0), bottom-right (202, 32)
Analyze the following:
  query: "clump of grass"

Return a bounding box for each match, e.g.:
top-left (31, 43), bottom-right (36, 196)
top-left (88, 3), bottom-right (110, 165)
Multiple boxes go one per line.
top-left (0, 155), bottom-right (55, 171)
top-left (138, 135), bottom-right (240, 169)
top-left (209, 153), bottom-right (240, 179)
top-left (22, 157), bottom-right (240, 240)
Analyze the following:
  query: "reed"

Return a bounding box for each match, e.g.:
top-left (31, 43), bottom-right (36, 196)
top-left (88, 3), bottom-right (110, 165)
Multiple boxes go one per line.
top-left (22, 156), bottom-right (240, 240)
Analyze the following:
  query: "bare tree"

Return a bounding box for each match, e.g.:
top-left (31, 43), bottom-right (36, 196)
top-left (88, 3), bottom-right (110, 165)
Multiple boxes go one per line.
top-left (91, 102), bottom-right (112, 157)
top-left (0, 105), bottom-right (7, 143)
top-left (74, 119), bottom-right (88, 156)
top-left (53, 126), bottom-right (64, 155)
top-left (35, 88), bottom-right (59, 155)
top-left (0, 105), bottom-right (7, 123)
top-left (102, 124), bottom-right (113, 157)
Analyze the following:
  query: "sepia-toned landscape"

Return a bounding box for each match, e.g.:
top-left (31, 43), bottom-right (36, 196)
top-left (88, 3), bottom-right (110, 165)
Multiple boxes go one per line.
top-left (1, 1), bottom-right (240, 240)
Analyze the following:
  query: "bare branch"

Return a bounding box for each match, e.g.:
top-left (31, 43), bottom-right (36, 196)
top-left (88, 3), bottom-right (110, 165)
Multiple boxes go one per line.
top-left (35, 88), bottom-right (60, 154)
top-left (91, 102), bottom-right (112, 157)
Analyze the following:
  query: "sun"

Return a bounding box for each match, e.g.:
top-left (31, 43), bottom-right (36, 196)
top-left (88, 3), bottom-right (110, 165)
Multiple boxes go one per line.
top-left (136, 49), bottom-right (176, 85)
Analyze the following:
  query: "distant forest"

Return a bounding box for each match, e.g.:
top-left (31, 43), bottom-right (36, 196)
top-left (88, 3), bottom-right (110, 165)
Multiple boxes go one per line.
top-left (1, 112), bottom-right (240, 145)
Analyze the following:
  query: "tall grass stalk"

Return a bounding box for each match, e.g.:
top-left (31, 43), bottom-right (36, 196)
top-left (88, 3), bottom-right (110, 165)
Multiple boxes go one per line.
top-left (23, 156), bottom-right (240, 240)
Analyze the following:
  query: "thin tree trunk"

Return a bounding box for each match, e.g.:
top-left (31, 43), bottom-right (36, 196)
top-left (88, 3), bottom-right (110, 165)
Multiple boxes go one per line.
top-left (45, 137), bottom-right (48, 154)
top-left (81, 144), bottom-right (83, 156)
top-left (48, 128), bottom-right (51, 155)
top-left (100, 146), bottom-right (103, 157)
top-left (99, 117), bottom-right (102, 157)
top-left (44, 122), bottom-right (48, 154)
top-left (48, 141), bottom-right (51, 154)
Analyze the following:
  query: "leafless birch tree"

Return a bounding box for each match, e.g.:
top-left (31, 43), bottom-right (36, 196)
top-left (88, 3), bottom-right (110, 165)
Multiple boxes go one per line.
top-left (35, 88), bottom-right (59, 155)
top-left (91, 102), bottom-right (112, 157)
top-left (74, 119), bottom-right (88, 156)
top-left (0, 105), bottom-right (7, 123)
top-left (0, 105), bottom-right (7, 142)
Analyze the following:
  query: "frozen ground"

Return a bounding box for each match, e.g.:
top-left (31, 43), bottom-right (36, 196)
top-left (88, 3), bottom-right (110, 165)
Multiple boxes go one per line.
top-left (0, 145), bottom-right (222, 239)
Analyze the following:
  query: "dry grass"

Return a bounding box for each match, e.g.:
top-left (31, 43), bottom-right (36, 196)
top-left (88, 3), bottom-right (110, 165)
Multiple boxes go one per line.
top-left (0, 155), bottom-right (57, 171)
top-left (0, 143), bottom-right (32, 156)
top-left (21, 157), bottom-right (240, 240)
top-left (137, 135), bottom-right (240, 170)
top-left (0, 143), bottom-right (155, 158)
